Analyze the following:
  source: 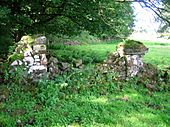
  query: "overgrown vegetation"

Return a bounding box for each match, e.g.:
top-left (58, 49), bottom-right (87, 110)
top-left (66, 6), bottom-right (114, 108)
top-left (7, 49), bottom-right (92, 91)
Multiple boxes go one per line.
top-left (0, 39), bottom-right (170, 127)
top-left (0, 66), bottom-right (170, 126)
top-left (0, 1), bottom-right (170, 126)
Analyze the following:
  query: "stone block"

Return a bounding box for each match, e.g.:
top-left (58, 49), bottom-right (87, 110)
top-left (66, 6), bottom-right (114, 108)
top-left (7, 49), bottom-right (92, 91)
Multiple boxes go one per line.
top-left (23, 56), bottom-right (34, 66)
top-left (40, 54), bottom-right (47, 65)
top-left (28, 65), bottom-right (47, 74)
top-left (33, 44), bottom-right (46, 53)
top-left (35, 58), bottom-right (40, 62)
top-left (24, 51), bottom-right (32, 57)
top-left (34, 55), bottom-right (39, 59)
top-left (34, 62), bottom-right (41, 66)
top-left (73, 59), bottom-right (83, 68)
top-left (20, 36), bottom-right (34, 44)
top-left (11, 60), bottom-right (23, 66)
top-left (49, 57), bottom-right (59, 64)
top-left (35, 36), bottom-right (47, 44)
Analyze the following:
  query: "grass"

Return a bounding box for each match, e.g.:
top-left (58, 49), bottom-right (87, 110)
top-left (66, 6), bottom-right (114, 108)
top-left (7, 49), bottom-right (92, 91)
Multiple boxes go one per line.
top-left (1, 81), bottom-right (169, 127)
top-left (48, 43), bottom-right (117, 64)
top-left (0, 39), bottom-right (170, 127)
top-left (49, 40), bottom-right (170, 68)
top-left (144, 47), bottom-right (170, 68)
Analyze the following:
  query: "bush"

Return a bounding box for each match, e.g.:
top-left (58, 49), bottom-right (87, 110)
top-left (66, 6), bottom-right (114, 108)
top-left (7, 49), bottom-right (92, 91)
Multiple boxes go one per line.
top-left (46, 34), bottom-right (70, 45)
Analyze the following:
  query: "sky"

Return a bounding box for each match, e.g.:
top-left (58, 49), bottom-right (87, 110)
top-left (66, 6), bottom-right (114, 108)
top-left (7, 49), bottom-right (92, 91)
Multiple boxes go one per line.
top-left (132, 2), bottom-right (161, 33)
top-left (129, 2), bottom-right (169, 41)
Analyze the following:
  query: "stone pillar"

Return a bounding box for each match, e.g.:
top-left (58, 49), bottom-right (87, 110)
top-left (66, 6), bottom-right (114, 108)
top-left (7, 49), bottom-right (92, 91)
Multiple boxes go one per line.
top-left (29, 36), bottom-right (48, 78)
top-left (125, 55), bottom-right (144, 77)
top-left (103, 40), bottom-right (148, 79)
top-left (11, 36), bottom-right (48, 80)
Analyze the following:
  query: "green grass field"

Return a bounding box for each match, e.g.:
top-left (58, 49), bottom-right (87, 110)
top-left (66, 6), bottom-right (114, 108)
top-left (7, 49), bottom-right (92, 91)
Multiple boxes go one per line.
top-left (0, 40), bottom-right (170, 127)
top-left (53, 41), bottom-right (170, 68)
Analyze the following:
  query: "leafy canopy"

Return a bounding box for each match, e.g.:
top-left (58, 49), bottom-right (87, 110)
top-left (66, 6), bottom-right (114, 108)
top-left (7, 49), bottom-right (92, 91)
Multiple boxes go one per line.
top-left (0, 0), bottom-right (133, 40)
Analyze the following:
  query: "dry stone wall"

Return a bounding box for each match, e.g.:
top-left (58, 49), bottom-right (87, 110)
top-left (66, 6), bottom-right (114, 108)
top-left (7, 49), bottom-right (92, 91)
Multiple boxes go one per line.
top-left (100, 40), bottom-right (149, 80)
top-left (11, 36), bottom-right (48, 79)
top-left (10, 36), bottom-right (79, 80)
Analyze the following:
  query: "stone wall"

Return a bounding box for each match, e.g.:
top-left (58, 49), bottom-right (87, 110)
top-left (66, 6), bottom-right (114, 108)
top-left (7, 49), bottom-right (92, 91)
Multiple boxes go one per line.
top-left (99, 40), bottom-right (149, 80)
top-left (11, 36), bottom-right (48, 79)
top-left (10, 36), bottom-right (82, 80)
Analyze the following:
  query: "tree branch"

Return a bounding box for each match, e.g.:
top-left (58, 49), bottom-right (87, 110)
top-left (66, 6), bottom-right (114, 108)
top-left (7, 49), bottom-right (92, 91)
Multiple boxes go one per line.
top-left (116, 0), bottom-right (170, 25)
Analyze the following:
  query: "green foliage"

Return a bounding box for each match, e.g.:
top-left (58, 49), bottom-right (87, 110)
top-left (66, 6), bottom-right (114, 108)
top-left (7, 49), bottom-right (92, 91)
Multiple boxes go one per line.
top-left (49, 44), bottom-right (105, 64)
top-left (0, 6), bottom-right (13, 57)
top-left (47, 34), bottom-right (70, 44)
top-left (8, 53), bottom-right (24, 62)
top-left (70, 31), bottom-right (101, 44)
top-left (0, 66), bottom-right (169, 126)
top-left (37, 81), bottom-right (59, 108)
top-left (0, 114), bottom-right (11, 127)
top-left (124, 40), bottom-right (143, 48)
top-left (0, 40), bottom-right (170, 126)
top-left (0, 0), bottom-right (134, 56)
top-left (49, 39), bottom-right (170, 68)
top-left (3, 65), bottom-right (26, 85)
top-left (143, 46), bottom-right (170, 68)
top-left (1, 0), bottom-right (134, 39)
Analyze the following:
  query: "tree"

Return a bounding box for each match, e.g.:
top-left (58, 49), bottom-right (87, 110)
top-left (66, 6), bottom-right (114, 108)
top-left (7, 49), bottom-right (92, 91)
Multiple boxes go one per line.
top-left (0, 0), bottom-right (133, 41)
top-left (0, 6), bottom-right (12, 56)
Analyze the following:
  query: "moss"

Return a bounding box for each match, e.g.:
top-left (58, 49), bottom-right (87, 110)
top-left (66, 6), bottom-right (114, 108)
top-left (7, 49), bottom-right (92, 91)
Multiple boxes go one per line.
top-left (121, 40), bottom-right (149, 54)
top-left (124, 40), bottom-right (144, 49)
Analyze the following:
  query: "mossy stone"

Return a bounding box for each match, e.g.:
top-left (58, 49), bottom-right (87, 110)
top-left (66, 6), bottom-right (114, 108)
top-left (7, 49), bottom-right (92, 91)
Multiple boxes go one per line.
top-left (19, 35), bottom-right (34, 44)
top-left (123, 40), bottom-right (148, 55)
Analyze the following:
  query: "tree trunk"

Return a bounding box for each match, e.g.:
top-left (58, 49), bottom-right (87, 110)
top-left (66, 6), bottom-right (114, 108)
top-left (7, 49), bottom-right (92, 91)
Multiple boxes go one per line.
top-left (13, 30), bottom-right (24, 42)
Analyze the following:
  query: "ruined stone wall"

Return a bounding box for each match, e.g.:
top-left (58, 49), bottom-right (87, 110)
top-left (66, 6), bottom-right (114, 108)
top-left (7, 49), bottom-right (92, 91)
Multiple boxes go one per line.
top-left (11, 36), bottom-right (48, 79)
top-left (100, 40), bottom-right (148, 79)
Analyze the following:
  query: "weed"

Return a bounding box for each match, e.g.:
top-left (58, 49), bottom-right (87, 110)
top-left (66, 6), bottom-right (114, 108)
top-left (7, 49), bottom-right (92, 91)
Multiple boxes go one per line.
top-left (36, 80), bottom-right (59, 108)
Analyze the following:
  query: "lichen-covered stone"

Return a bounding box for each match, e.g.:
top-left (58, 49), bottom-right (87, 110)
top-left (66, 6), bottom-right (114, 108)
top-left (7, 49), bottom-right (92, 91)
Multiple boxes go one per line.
top-left (126, 55), bottom-right (143, 77)
top-left (23, 56), bottom-right (34, 66)
top-left (73, 59), bottom-right (83, 68)
top-left (40, 54), bottom-right (47, 65)
top-left (117, 40), bottom-right (148, 55)
top-left (35, 36), bottom-right (47, 44)
top-left (28, 65), bottom-right (47, 74)
top-left (33, 44), bottom-right (46, 53)
top-left (20, 36), bottom-right (34, 44)
top-left (99, 40), bottom-right (149, 80)
top-left (24, 51), bottom-right (32, 57)
top-left (11, 36), bottom-right (49, 80)
top-left (34, 55), bottom-right (39, 59)
top-left (49, 57), bottom-right (59, 64)
top-left (59, 62), bottom-right (70, 71)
